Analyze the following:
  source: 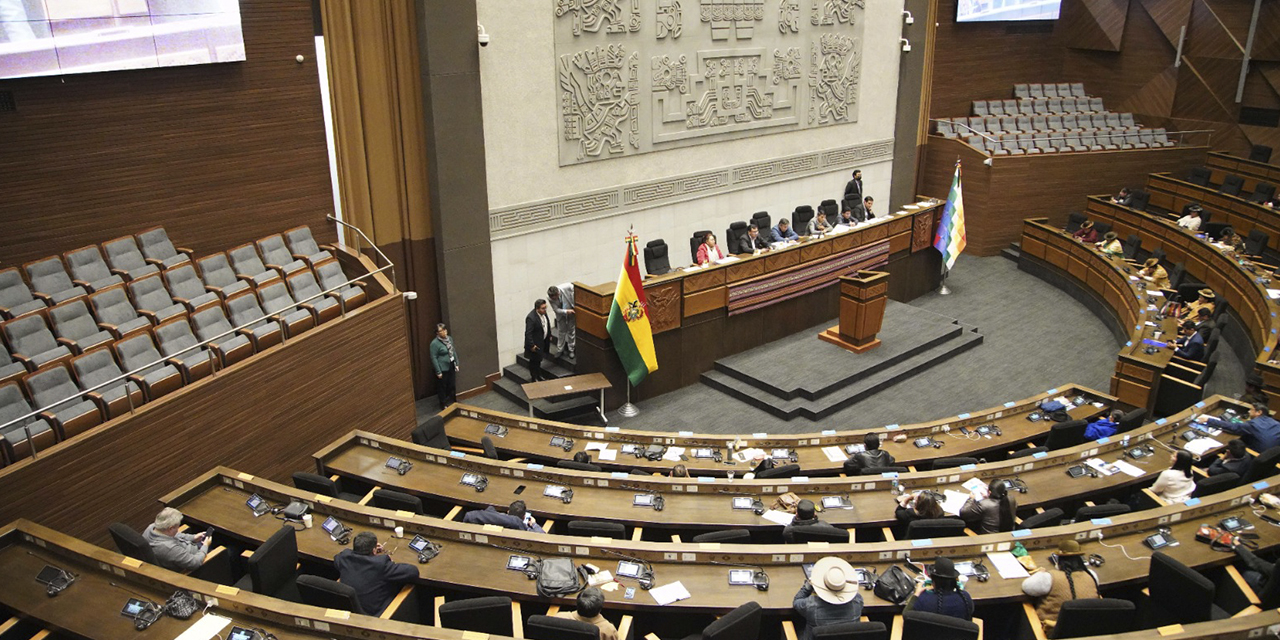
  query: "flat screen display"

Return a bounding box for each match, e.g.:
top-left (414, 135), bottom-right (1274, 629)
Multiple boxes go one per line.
top-left (956, 0), bottom-right (1060, 22)
top-left (0, 0), bottom-right (246, 80)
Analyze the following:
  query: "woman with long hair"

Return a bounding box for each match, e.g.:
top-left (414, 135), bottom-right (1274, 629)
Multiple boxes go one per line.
top-left (907, 557), bottom-right (974, 620)
top-left (695, 232), bottom-right (726, 266)
top-left (1149, 450), bottom-right (1196, 503)
top-left (961, 479), bottom-right (1017, 533)
top-left (895, 491), bottom-right (944, 526)
top-left (1021, 540), bottom-right (1100, 633)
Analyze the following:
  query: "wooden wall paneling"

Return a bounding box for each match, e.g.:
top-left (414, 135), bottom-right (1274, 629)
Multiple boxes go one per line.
top-left (0, 296), bottom-right (415, 546)
top-left (1060, 0), bottom-right (1130, 51)
top-left (0, 0), bottom-right (334, 268)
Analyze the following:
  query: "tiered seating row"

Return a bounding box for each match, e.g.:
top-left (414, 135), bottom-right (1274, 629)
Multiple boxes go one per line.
top-left (972, 95), bottom-right (1103, 117)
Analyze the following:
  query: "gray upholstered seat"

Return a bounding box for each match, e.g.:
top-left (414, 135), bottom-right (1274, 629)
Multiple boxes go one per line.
top-left (225, 291), bottom-right (283, 351)
top-left (227, 244), bottom-right (281, 287)
top-left (0, 344), bottom-right (26, 386)
top-left (2, 314), bottom-right (72, 369)
top-left (195, 253), bottom-right (251, 299)
top-left (125, 274), bottom-right (186, 325)
top-left (153, 318), bottom-right (214, 383)
top-left (112, 333), bottom-right (183, 401)
top-left (70, 348), bottom-right (143, 418)
top-left (257, 235), bottom-right (308, 277)
top-left (190, 306), bottom-right (254, 367)
top-left (0, 268), bottom-right (47, 319)
top-left (0, 382), bottom-right (56, 463)
top-left (282, 226), bottom-right (334, 266)
top-left (24, 363), bottom-right (102, 439)
top-left (48, 299), bottom-right (113, 354)
top-left (101, 236), bottom-right (160, 280)
top-left (88, 286), bottom-right (152, 339)
top-left (161, 265), bottom-right (219, 312)
top-left (63, 246), bottom-right (124, 292)
top-left (314, 259), bottom-right (367, 312)
top-left (135, 227), bottom-right (191, 269)
top-left (24, 256), bottom-right (87, 304)
top-left (285, 270), bottom-right (341, 325)
top-left (257, 281), bottom-right (314, 338)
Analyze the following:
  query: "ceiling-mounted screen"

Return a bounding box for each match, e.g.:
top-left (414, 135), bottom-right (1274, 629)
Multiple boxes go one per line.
top-left (0, 0), bottom-right (245, 80)
top-left (956, 0), bottom-right (1060, 22)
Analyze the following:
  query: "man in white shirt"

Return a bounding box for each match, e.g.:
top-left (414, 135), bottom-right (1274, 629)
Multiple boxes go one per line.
top-left (1177, 206), bottom-right (1203, 231)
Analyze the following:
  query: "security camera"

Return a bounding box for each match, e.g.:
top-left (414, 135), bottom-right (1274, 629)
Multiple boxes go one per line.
top-left (903, 10), bottom-right (914, 24)
top-left (404, 291), bottom-right (418, 301)
top-left (900, 38), bottom-right (911, 53)
top-left (477, 24), bottom-right (490, 47)
top-left (983, 157), bottom-right (993, 167)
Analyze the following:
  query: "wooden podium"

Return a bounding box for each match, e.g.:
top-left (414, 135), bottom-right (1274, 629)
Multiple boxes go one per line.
top-left (819, 270), bottom-right (890, 353)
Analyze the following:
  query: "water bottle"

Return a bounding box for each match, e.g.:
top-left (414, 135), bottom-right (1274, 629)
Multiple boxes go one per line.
top-left (1121, 434), bottom-right (1130, 448)
top-left (891, 480), bottom-right (901, 496)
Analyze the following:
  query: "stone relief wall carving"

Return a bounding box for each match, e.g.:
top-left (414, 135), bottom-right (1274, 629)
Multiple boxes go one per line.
top-left (555, 0), bottom-right (865, 166)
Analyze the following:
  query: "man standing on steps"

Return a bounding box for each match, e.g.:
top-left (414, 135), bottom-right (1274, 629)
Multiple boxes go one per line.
top-left (547, 283), bottom-right (576, 360)
top-left (525, 299), bottom-right (552, 382)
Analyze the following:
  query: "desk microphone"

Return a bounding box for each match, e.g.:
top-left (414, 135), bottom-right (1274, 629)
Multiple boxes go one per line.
top-left (599, 548), bottom-right (656, 590)
top-left (28, 552), bottom-right (76, 597)
top-left (707, 559), bottom-right (770, 591)
top-left (618, 484), bottom-right (665, 511)
top-left (109, 582), bottom-right (164, 629)
top-left (528, 474), bottom-right (575, 504)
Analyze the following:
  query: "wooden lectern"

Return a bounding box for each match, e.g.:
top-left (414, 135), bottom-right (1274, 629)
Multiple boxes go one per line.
top-left (819, 270), bottom-right (890, 353)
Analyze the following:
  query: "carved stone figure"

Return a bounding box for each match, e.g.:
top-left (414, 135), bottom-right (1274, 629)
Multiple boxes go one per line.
top-left (811, 0), bottom-right (864, 25)
top-left (657, 0), bottom-right (683, 39)
top-left (808, 33), bottom-right (861, 125)
top-left (560, 45), bottom-right (640, 160)
top-left (555, 0), bottom-right (642, 35)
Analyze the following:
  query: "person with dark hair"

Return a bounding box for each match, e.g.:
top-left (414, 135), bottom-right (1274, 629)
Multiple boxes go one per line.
top-left (784, 499), bottom-right (842, 543)
top-left (1240, 373), bottom-right (1269, 406)
top-left (837, 204), bottom-right (857, 227)
top-left (1201, 403), bottom-right (1280, 452)
top-left (1097, 231), bottom-right (1123, 256)
top-left (960, 479), bottom-right (1017, 534)
top-left (1138, 258), bottom-right (1170, 289)
top-left (1149, 450), bottom-right (1196, 503)
top-left (1085, 409), bottom-right (1123, 440)
top-left (461, 500), bottom-right (545, 533)
top-left (695, 232), bottom-right (727, 266)
top-left (429, 323), bottom-right (458, 407)
top-left (1193, 306), bottom-right (1214, 335)
top-left (572, 451), bottom-right (592, 464)
top-left (843, 169), bottom-right (863, 202)
top-left (1179, 289), bottom-right (1215, 321)
top-left (554, 586), bottom-right (618, 640)
top-left (844, 433), bottom-right (895, 474)
top-left (1169, 319), bottom-right (1205, 361)
top-left (1111, 187), bottom-right (1133, 206)
top-left (333, 531), bottom-right (419, 615)
top-left (1021, 540), bottom-right (1100, 634)
top-left (524, 299), bottom-right (551, 382)
top-left (1208, 439), bottom-right (1253, 478)
top-left (793, 556), bottom-right (864, 640)
top-left (1072, 220), bottom-right (1099, 243)
top-left (739, 224), bottom-right (770, 254)
top-left (853, 196), bottom-right (875, 223)
top-left (670, 464), bottom-right (689, 478)
top-left (771, 218), bottom-right (799, 243)
top-left (895, 491), bottom-right (944, 526)
top-left (806, 209), bottom-right (831, 236)
top-left (546, 283), bottom-right (576, 359)
top-left (907, 557), bottom-right (974, 620)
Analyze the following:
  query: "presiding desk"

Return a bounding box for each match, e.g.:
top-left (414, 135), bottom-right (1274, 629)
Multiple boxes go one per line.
top-left (441, 384), bottom-right (1112, 477)
top-left (572, 200), bottom-right (945, 405)
top-left (314, 396), bottom-right (1235, 537)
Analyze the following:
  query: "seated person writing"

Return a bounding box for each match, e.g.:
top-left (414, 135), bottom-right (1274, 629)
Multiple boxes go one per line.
top-left (1021, 540), bottom-right (1101, 634)
top-left (1148, 450), bottom-right (1196, 504)
top-left (806, 211), bottom-right (831, 236)
top-left (783, 499), bottom-right (845, 543)
top-left (143, 507), bottom-right (211, 573)
top-left (1208, 438), bottom-right (1253, 477)
top-left (836, 205), bottom-right (858, 227)
top-left (772, 218), bottom-right (799, 243)
top-left (739, 224), bottom-right (770, 254)
top-left (1097, 232), bottom-right (1123, 256)
top-left (792, 556), bottom-right (865, 640)
top-left (461, 500), bottom-right (545, 532)
top-left (1168, 319), bottom-right (1205, 360)
top-left (1112, 187), bottom-right (1133, 206)
top-left (895, 490), bottom-right (944, 526)
top-left (1199, 403), bottom-right (1280, 452)
top-left (906, 557), bottom-right (974, 621)
top-left (1177, 205), bottom-right (1203, 231)
top-left (1137, 258), bottom-right (1170, 289)
top-left (695, 232), bottom-right (727, 265)
top-left (960, 479), bottom-right (1016, 534)
top-left (1085, 409), bottom-right (1122, 440)
top-left (555, 587), bottom-right (618, 640)
top-left (333, 531), bottom-right (420, 615)
top-left (843, 433), bottom-right (895, 475)
top-left (1072, 220), bottom-right (1099, 243)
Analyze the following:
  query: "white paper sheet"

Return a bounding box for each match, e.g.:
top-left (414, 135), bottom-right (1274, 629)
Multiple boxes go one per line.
top-left (662, 446), bottom-right (686, 462)
top-left (715, 256), bottom-right (740, 264)
top-left (584, 442), bottom-right (608, 451)
top-left (822, 446), bottom-right (847, 462)
top-left (1084, 458), bottom-right (1117, 476)
top-left (961, 477), bottom-right (987, 497)
top-left (761, 509), bottom-right (796, 525)
top-left (649, 581), bottom-right (692, 605)
top-left (986, 552), bottom-right (1030, 579)
top-left (1268, 289), bottom-right (1280, 300)
top-left (588, 570), bottom-right (615, 587)
top-left (941, 490), bottom-right (971, 516)
top-left (598, 448), bottom-right (618, 461)
top-left (1184, 437), bottom-right (1223, 456)
top-left (174, 614), bottom-right (232, 640)
top-left (1111, 458), bottom-right (1145, 477)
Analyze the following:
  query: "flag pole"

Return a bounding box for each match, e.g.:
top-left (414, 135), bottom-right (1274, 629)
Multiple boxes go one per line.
top-left (619, 381), bottom-right (639, 418)
top-left (939, 265), bottom-right (951, 295)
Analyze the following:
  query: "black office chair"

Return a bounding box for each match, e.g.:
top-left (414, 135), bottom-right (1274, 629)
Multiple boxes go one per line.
top-left (526, 615), bottom-right (599, 640)
top-left (900, 610), bottom-right (979, 640)
top-left (438, 596), bottom-right (515, 636)
top-left (699, 601), bottom-right (762, 640)
top-left (1069, 503), bottom-right (1130, 524)
top-left (1251, 145), bottom-right (1273, 163)
top-left (482, 435), bottom-right (500, 459)
top-left (1249, 183), bottom-right (1276, 204)
top-left (236, 525), bottom-right (302, 602)
top-left (750, 211), bottom-right (771, 235)
top-left (692, 529), bottom-right (752, 543)
top-left (819, 199), bottom-right (839, 225)
top-left (689, 230), bottom-right (711, 263)
top-left (1150, 247), bottom-right (1167, 263)
top-left (1051, 598), bottom-right (1136, 638)
top-left (793, 206), bottom-right (816, 234)
top-left (644, 239), bottom-right (672, 276)
top-left (1117, 408), bottom-right (1147, 432)
top-left (1092, 221), bottom-right (1112, 237)
top-left (1064, 211), bottom-right (1086, 234)
top-left (1145, 551), bottom-right (1226, 626)
top-left (1044, 419), bottom-right (1088, 451)
top-left (411, 414), bottom-right (450, 449)
top-left (1130, 190), bottom-right (1150, 212)
top-left (1122, 234), bottom-right (1141, 260)
top-left (1018, 507), bottom-right (1065, 529)
top-left (1202, 222), bottom-right (1232, 241)
top-left (756, 463), bottom-right (800, 479)
top-left (108, 523), bottom-right (159, 565)
top-left (930, 457), bottom-right (978, 470)
top-left (905, 518), bottom-right (967, 540)
top-left (725, 221), bottom-right (750, 255)
top-left (860, 466), bottom-right (909, 476)
top-left (813, 621), bottom-right (889, 640)
top-left (1245, 229), bottom-right (1269, 256)
top-left (557, 459), bottom-right (603, 472)
top-left (297, 575), bottom-right (364, 614)
top-left (1154, 372), bottom-right (1207, 417)
top-left (1188, 167), bottom-right (1212, 187)
top-left (292, 472), bottom-right (363, 502)
top-left (567, 520), bottom-right (626, 539)
top-left (1194, 472), bottom-right (1239, 496)
top-left (790, 525), bottom-right (851, 544)
top-left (1220, 174), bottom-right (1245, 196)
top-left (1243, 446), bottom-right (1280, 484)
top-left (1010, 446), bottom-right (1048, 459)
top-left (371, 488), bottom-right (424, 514)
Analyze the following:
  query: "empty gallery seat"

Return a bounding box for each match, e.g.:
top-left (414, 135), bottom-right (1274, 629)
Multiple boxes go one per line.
top-left (1249, 183), bottom-right (1276, 204)
top-left (190, 306), bottom-right (254, 367)
top-left (282, 225), bottom-right (334, 266)
top-left (258, 281), bottom-right (315, 338)
top-left (23, 363), bottom-right (102, 440)
top-left (125, 274), bottom-right (186, 325)
top-left (63, 245), bottom-right (124, 293)
top-left (135, 227), bottom-right (192, 269)
top-left (971, 100), bottom-right (988, 116)
top-left (228, 244), bottom-right (284, 287)
top-left (2, 314), bottom-right (73, 370)
top-left (47, 299), bottom-right (113, 354)
top-left (24, 256), bottom-right (87, 305)
top-left (101, 236), bottom-right (160, 281)
top-left (1013, 83), bottom-right (1029, 99)
top-left (314, 259), bottom-right (367, 313)
top-left (153, 317), bottom-right (214, 384)
top-left (70, 348), bottom-right (144, 419)
top-left (0, 344), bottom-right (25, 387)
top-left (88, 285), bottom-right (152, 339)
top-left (195, 253), bottom-right (252, 300)
top-left (285, 270), bottom-right (342, 325)
top-left (256, 235), bottom-right (308, 278)
top-left (1152, 129), bottom-right (1175, 147)
top-left (225, 291), bottom-right (284, 352)
top-left (112, 333), bottom-right (184, 401)
top-left (292, 472), bottom-right (363, 502)
top-left (0, 269), bottom-right (46, 320)
top-left (0, 382), bottom-right (57, 464)
top-left (162, 265), bottom-right (220, 313)
top-left (935, 118), bottom-right (958, 138)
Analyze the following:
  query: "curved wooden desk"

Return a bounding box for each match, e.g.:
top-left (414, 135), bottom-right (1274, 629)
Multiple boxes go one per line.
top-left (1147, 172), bottom-right (1280, 246)
top-left (1206, 151), bottom-right (1280, 189)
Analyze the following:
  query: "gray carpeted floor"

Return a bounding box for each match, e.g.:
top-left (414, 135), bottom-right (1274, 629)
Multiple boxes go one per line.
top-left (426, 254), bottom-right (1245, 433)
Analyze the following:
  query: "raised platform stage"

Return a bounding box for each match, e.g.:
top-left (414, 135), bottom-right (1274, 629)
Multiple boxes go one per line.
top-left (701, 300), bottom-right (983, 420)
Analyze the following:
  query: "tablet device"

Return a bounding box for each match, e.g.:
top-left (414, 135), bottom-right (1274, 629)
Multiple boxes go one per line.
top-left (913, 437), bottom-right (932, 448)
top-left (544, 485), bottom-right (567, 498)
top-left (617, 561), bottom-right (642, 578)
top-left (844, 444), bottom-right (865, 455)
top-left (1066, 465), bottom-right (1087, 478)
top-left (549, 436), bottom-right (568, 448)
top-left (771, 449), bottom-right (792, 459)
top-left (484, 423), bottom-right (507, 436)
top-left (821, 496), bottom-right (850, 509)
top-left (954, 561), bottom-right (976, 576)
top-left (728, 569), bottom-right (755, 585)
top-left (121, 598), bottom-right (149, 618)
top-left (633, 494), bottom-right (654, 507)
top-left (732, 497), bottom-right (756, 510)
top-left (460, 473), bottom-right (484, 487)
top-left (227, 627), bottom-right (256, 640)
top-left (408, 535), bottom-right (431, 553)
top-left (801, 563), bottom-right (814, 578)
top-left (851, 568), bottom-right (868, 583)
top-left (693, 448), bottom-right (716, 459)
top-left (1221, 516), bottom-right (1251, 532)
top-left (246, 493), bottom-right (267, 515)
top-left (321, 516), bottom-right (342, 536)
top-left (35, 565), bottom-right (63, 585)
top-left (385, 456), bottom-right (404, 470)
top-left (506, 555), bottom-right (531, 570)
top-left (1144, 532), bottom-right (1172, 549)
top-left (621, 444), bottom-right (637, 454)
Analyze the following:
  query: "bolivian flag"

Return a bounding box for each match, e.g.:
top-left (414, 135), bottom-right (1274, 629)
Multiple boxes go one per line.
top-left (606, 232), bottom-right (659, 386)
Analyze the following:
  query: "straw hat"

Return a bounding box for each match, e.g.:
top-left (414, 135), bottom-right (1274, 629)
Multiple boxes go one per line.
top-left (1199, 289), bottom-right (1215, 300)
top-left (1143, 258), bottom-right (1159, 268)
top-left (1103, 231), bottom-right (1118, 240)
top-left (810, 556), bottom-right (860, 605)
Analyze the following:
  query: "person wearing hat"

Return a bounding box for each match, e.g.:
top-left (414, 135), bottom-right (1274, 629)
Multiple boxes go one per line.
top-left (1177, 205), bottom-right (1203, 231)
top-left (783, 499), bottom-right (844, 543)
top-left (1192, 306), bottom-right (1215, 336)
top-left (1168, 319), bottom-right (1205, 361)
top-left (907, 557), bottom-right (974, 621)
top-left (1240, 373), bottom-right (1268, 406)
top-left (1179, 289), bottom-right (1215, 321)
top-left (1072, 220), bottom-right (1099, 243)
top-left (1097, 231), bottom-right (1123, 256)
top-left (1137, 258), bottom-right (1169, 289)
top-left (792, 556), bottom-right (864, 640)
top-left (1021, 540), bottom-right (1100, 633)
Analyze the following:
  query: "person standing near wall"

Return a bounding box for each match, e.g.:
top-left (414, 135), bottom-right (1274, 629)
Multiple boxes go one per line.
top-left (430, 323), bottom-right (458, 407)
top-left (547, 283), bottom-right (576, 359)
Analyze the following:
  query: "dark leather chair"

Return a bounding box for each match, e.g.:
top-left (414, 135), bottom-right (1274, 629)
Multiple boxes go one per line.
top-left (1052, 598), bottom-right (1136, 638)
top-left (1064, 211), bottom-right (1086, 234)
top-left (371, 488), bottom-right (424, 514)
top-left (1010, 446), bottom-right (1048, 459)
top-left (1249, 183), bottom-right (1276, 204)
top-left (1091, 221), bottom-right (1111, 237)
top-left (1245, 229), bottom-right (1269, 256)
top-left (694, 601), bottom-right (761, 640)
top-left (1117, 408), bottom-right (1147, 432)
top-left (1069, 503), bottom-right (1130, 524)
top-left (813, 621), bottom-right (889, 639)
top-left (567, 520), bottom-right (626, 539)
top-left (1188, 167), bottom-right (1211, 187)
top-left (644, 239), bottom-right (671, 276)
top-left (1122, 234), bottom-right (1141, 260)
top-left (793, 206), bottom-right (816, 234)
top-left (411, 415), bottom-right (450, 449)
top-left (750, 211), bottom-right (771, 235)
top-left (860, 466), bottom-right (909, 476)
top-left (819, 199), bottom-right (839, 225)
top-left (1203, 222), bottom-right (1232, 241)
top-left (900, 610), bottom-right (979, 640)
top-left (1018, 507), bottom-right (1065, 529)
top-left (292, 472), bottom-right (362, 502)
top-left (1129, 190), bottom-right (1150, 211)
top-left (691, 529), bottom-right (752, 543)
top-left (756, 463), bottom-right (800, 479)
top-left (1243, 446), bottom-right (1280, 484)
top-left (689, 230), bottom-right (711, 263)
top-left (1044, 419), bottom-right (1088, 451)
top-left (1154, 372), bottom-right (1206, 416)
top-left (905, 518), bottom-right (967, 540)
top-left (526, 615), bottom-right (599, 640)
top-left (931, 456), bottom-right (978, 470)
top-left (725, 221), bottom-right (750, 255)
top-left (1194, 472), bottom-right (1238, 496)
top-left (557, 460), bottom-right (603, 472)
top-left (1251, 145), bottom-right (1273, 163)
top-left (237, 525), bottom-right (302, 602)
top-left (1220, 174), bottom-right (1244, 196)
top-left (1144, 551), bottom-right (1225, 625)
top-left (108, 522), bottom-right (159, 564)
top-left (438, 596), bottom-right (514, 636)
top-left (297, 575), bottom-right (363, 614)
top-left (790, 525), bottom-right (851, 544)
top-left (482, 435), bottom-right (499, 459)
top-left (1150, 247), bottom-right (1167, 263)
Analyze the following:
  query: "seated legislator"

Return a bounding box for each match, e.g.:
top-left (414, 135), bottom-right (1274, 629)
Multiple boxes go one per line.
top-left (960, 479), bottom-right (1015, 534)
top-left (555, 587), bottom-right (618, 640)
top-left (1177, 205), bottom-right (1203, 231)
top-left (739, 224), bottom-right (770, 254)
top-left (853, 196), bottom-right (876, 222)
top-left (1097, 231), bottom-right (1123, 256)
top-left (844, 433), bottom-right (895, 474)
top-left (792, 556), bottom-right (865, 640)
top-left (1241, 373), bottom-right (1269, 406)
top-left (1222, 230), bottom-right (1247, 253)
top-left (836, 205), bottom-right (858, 227)
top-left (895, 491), bottom-right (944, 526)
top-left (1072, 220), bottom-right (1099, 243)
top-left (144, 507), bottom-right (211, 573)
top-left (1200, 403), bottom-right (1280, 453)
top-left (696, 232), bottom-right (727, 266)
top-left (784, 499), bottom-right (844, 543)
top-left (1148, 451), bottom-right (1197, 504)
top-left (1137, 258), bottom-right (1170, 289)
top-left (1193, 307), bottom-right (1215, 336)
top-left (1085, 409), bottom-right (1122, 440)
top-left (1111, 187), bottom-right (1134, 206)
top-left (1208, 439), bottom-right (1253, 478)
top-left (462, 500), bottom-right (546, 533)
top-left (334, 531), bottom-right (420, 615)
top-left (1021, 540), bottom-right (1101, 634)
top-left (907, 557), bottom-right (974, 621)
top-left (670, 464), bottom-right (689, 478)
top-left (1169, 320), bottom-right (1205, 360)
top-left (772, 219), bottom-right (799, 243)
top-left (1179, 289), bottom-right (1215, 320)
top-left (807, 211), bottom-right (831, 236)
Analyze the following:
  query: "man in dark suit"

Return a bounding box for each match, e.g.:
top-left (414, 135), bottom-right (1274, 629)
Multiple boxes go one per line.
top-left (738, 224), bottom-right (770, 254)
top-left (843, 169), bottom-right (863, 203)
top-left (333, 532), bottom-right (419, 615)
top-left (1169, 319), bottom-right (1204, 361)
top-left (852, 196), bottom-right (875, 223)
top-left (525, 299), bottom-right (551, 381)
